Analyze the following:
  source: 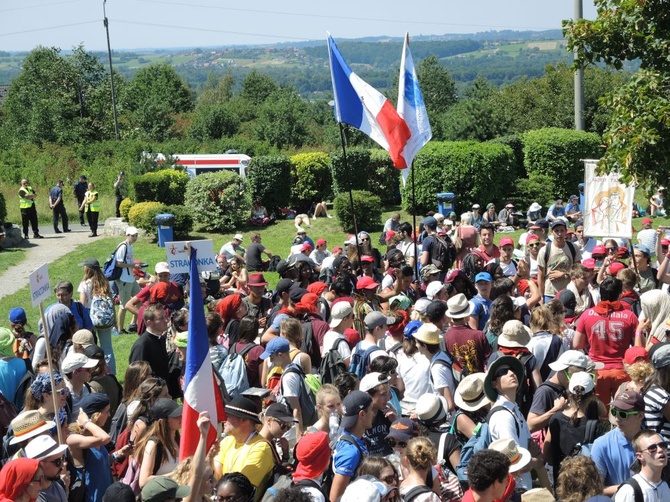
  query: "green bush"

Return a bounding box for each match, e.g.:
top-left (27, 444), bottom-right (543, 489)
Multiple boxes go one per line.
top-left (132, 169), bottom-right (190, 205)
top-left (367, 149), bottom-right (401, 206)
top-left (334, 190), bottom-right (382, 233)
top-left (290, 152), bottom-right (333, 211)
top-left (490, 135), bottom-right (525, 178)
top-left (511, 173), bottom-right (556, 211)
top-left (184, 171), bottom-right (251, 232)
top-left (119, 197), bottom-right (133, 221)
top-left (330, 149), bottom-right (371, 195)
top-left (247, 155), bottom-right (291, 215)
top-left (522, 128), bottom-right (602, 198)
top-left (127, 201), bottom-right (193, 238)
top-left (401, 141), bottom-right (517, 215)
top-left (128, 202), bottom-right (166, 234)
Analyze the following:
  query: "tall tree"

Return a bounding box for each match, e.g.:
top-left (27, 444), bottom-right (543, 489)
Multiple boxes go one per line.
top-left (255, 86), bottom-right (310, 149)
top-left (565, 0), bottom-right (670, 183)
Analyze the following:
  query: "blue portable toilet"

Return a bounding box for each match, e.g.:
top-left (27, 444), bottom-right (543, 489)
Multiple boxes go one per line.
top-left (155, 213), bottom-right (175, 247)
top-left (437, 192), bottom-right (455, 216)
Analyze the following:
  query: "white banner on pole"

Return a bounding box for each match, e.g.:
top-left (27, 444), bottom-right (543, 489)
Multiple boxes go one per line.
top-left (30, 263), bottom-right (51, 307)
top-left (583, 159), bottom-right (635, 239)
top-left (165, 240), bottom-right (216, 274)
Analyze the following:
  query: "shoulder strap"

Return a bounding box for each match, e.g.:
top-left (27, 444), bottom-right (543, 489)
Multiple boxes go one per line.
top-left (540, 381), bottom-right (564, 394)
top-left (543, 240), bottom-right (552, 266)
top-left (486, 405), bottom-right (520, 436)
top-left (293, 478), bottom-right (321, 490)
top-left (338, 433), bottom-right (364, 456)
top-left (237, 343), bottom-right (256, 358)
top-left (332, 337), bottom-right (348, 352)
top-left (583, 419), bottom-right (600, 444)
top-left (403, 485), bottom-right (433, 502)
top-left (618, 477), bottom-right (644, 502)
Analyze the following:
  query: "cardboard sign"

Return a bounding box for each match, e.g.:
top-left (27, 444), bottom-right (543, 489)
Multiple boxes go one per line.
top-left (165, 239), bottom-right (217, 274)
top-left (29, 263), bottom-right (51, 307)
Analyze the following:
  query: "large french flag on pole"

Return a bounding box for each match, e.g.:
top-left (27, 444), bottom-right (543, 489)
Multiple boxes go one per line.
top-left (327, 34), bottom-right (411, 168)
top-left (180, 247), bottom-right (223, 460)
top-left (397, 33), bottom-right (432, 180)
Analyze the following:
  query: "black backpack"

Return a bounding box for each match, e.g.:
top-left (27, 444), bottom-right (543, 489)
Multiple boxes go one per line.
top-left (319, 338), bottom-right (348, 385)
top-left (430, 233), bottom-right (456, 271)
top-left (403, 486), bottom-right (434, 502)
top-left (300, 317), bottom-right (322, 368)
top-left (109, 402), bottom-right (128, 447)
top-left (617, 477), bottom-right (643, 502)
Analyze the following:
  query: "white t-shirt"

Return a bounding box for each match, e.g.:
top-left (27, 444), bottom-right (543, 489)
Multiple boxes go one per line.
top-left (430, 357), bottom-right (456, 397)
top-left (396, 350), bottom-right (431, 402)
top-left (115, 242), bottom-right (134, 283)
top-left (351, 339), bottom-right (385, 365)
top-left (321, 255), bottom-right (336, 271)
top-left (77, 279), bottom-right (93, 308)
top-left (396, 240), bottom-right (417, 265)
top-left (322, 330), bottom-right (351, 361)
top-left (280, 371), bottom-right (301, 399)
top-left (489, 396), bottom-right (532, 491)
top-left (614, 473), bottom-right (670, 502)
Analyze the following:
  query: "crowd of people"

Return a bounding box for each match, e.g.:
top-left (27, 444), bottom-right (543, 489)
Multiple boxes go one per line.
top-left (4, 195), bottom-right (670, 502)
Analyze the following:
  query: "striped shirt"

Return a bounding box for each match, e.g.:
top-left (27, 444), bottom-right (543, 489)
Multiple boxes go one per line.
top-left (644, 384), bottom-right (670, 439)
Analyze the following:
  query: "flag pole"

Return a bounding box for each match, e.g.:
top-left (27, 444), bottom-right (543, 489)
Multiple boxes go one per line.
top-left (338, 123), bottom-right (361, 253)
top-left (411, 162), bottom-right (419, 281)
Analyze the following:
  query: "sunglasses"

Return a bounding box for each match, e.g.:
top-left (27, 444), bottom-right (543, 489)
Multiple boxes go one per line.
top-left (45, 457), bottom-right (64, 467)
top-left (381, 473), bottom-right (398, 484)
top-left (388, 439), bottom-right (407, 449)
top-left (272, 419), bottom-right (291, 431)
top-left (610, 408), bottom-right (641, 420)
top-left (50, 388), bottom-right (69, 396)
top-left (638, 441), bottom-right (670, 454)
top-left (605, 247), bottom-right (618, 253)
top-left (564, 370), bottom-right (597, 383)
top-left (494, 366), bottom-right (513, 379)
top-left (528, 243), bottom-right (541, 248)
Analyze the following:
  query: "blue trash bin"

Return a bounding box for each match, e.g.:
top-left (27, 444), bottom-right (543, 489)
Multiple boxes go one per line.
top-left (437, 192), bottom-right (455, 216)
top-left (155, 213), bottom-right (175, 247)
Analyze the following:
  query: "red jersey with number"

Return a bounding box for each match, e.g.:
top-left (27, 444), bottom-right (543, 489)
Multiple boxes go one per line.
top-left (576, 304), bottom-right (638, 369)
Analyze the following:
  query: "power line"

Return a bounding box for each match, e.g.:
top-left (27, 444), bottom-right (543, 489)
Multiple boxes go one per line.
top-left (136, 0), bottom-right (559, 31)
top-left (0, 20), bottom-right (99, 38)
top-left (0, 0), bottom-right (84, 14)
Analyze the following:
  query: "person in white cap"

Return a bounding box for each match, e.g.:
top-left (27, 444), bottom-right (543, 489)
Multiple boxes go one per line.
top-left (61, 352), bottom-right (98, 415)
top-left (115, 226), bottom-right (142, 332)
top-left (219, 234), bottom-right (246, 262)
top-left (24, 435), bottom-right (69, 502)
top-left (321, 302), bottom-right (354, 367)
top-left (359, 372), bottom-right (395, 456)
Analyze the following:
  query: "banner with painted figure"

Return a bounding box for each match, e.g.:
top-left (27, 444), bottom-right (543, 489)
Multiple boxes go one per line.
top-left (583, 159), bottom-right (635, 239)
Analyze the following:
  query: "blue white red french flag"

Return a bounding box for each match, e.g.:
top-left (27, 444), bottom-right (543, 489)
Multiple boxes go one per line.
top-left (180, 247), bottom-right (225, 460)
top-left (397, 33), bottom-right (432, 176)
top-left (327, 34), bottom-right (411, 168)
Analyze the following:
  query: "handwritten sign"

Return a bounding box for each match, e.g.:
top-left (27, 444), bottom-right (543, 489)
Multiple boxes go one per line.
top-left (165, 239), bottom-right (217, 274)
top-left (29, 263), bottom-right (51, 307)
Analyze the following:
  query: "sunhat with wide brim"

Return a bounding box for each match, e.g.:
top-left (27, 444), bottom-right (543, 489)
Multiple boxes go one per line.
top-left (454, 372), bottom-right (491, 412)
top-left (489, 438), bottom-right (532, 474)
top-left (484, 355), bottom-right (525, 402)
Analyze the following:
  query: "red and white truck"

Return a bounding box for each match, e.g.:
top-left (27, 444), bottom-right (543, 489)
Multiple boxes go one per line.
top-left (145, 152), bottom-right (251, 178)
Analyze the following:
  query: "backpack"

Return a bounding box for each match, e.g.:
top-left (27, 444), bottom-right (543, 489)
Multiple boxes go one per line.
top-left (266, 348), bottom-right (302, 399)
top-left (89, 295), bottom-right (115, 328)
top-left (349, 342), bottom-right (382, 380)
top-left (617, 477), bottom-right (643, 502)
top-left (430, 233), bottom-right (456, 271)
top-left (403, 486), bottom-right (434, 502)
top-left (109, 402), bottom-right (128, 447)
top-left (103, 242), bottom-right (127, 281)
top-left (300, 318), bottom-right (322, 368)
top-left (266, 255), bottom-right (282, 273)
top-left (319, 338), bottom-right (348, 385)
top-left (542, 239), bottom-right (577, 267)
top-left (455, 406), bottom-right (518, 481)
top-left (569, 419), bottom-right (600, 457)
top-left (220, 343), bottom-right (256, 399)
top-left (0, 392), bottom-right (17, 445)
top-left (430, 351), bottom-right (454, 389)
top-left (379, 337), bottom-right (403, 355)
top-left (621, 296), bottom-right (642, 317)
top-left (280, 364), bottom-right (319, 427)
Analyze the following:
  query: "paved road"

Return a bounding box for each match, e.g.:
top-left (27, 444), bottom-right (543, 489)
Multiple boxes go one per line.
top-left (0, 223), bottom-right (103, 300)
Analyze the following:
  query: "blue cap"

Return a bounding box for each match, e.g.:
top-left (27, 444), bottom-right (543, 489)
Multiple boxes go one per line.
top-left (403, 320), bottom-right (423, 339)
top-left (475, 272), bottom-right (492, 283)
top-left (422, 216), bottom-right (437, 229)
top-left (635, 244), bottom-right (651, 256)
top-left (9, 307), bottom-right (27, 324)
top-left (260, 337), bottom-right (291, 360)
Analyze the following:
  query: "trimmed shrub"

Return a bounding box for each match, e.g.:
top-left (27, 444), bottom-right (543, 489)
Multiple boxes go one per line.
top-left (127, 201), bottom-right (193, 238)
top-left (490, 134), bottom-right (525, 178)
top-left (511, 173), bottom-right (556, 212)
top-left (127, 202), bottom-right (166, 234)
top-left (367, 149), bottom-right (401, 206)
top-left (330, 149), bottom-right (371, 195)
top-left (247, 155), bottom-right (291, 215)
top-left (401, 141), bottom-right (517, 215)
top-left (119, 197), bottom-right (133, 221)
top-left (522, 128), bottom-right (601, 198)
top-left (334, 190), bottom-right (382, 233)
top-left (132, 169), bottom-right (190, 205)
top-left (290, 152), bottom-right (333, 211)
top-left (184, 171), bottom-right (251, 232)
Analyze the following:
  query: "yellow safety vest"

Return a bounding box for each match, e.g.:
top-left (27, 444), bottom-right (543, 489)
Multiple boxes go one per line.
top-left (18, 186), bottom-right (35, 209)
top-left (84, 191), bottom-right (100, 212)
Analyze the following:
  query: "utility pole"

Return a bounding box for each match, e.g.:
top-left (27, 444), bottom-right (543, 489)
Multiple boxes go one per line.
top-left (103, 0), bottom-right (120, 140)
top-left (574, 0), bottom-right (585, 131)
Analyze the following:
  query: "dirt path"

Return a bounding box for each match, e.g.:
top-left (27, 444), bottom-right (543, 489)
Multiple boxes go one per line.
top-left (0, 223), bottom-right (102, 300)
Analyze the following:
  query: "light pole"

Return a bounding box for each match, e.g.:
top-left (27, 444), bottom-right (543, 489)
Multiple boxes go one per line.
top-left (103, 0), bottom-right (120, 139)
top-left (574, 0), bottom-right (585, 131)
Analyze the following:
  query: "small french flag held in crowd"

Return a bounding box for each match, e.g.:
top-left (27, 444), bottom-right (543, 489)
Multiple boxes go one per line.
top-left (327, 34), bottom-right (411, 168)
top-left (398, 33), bottom-right (432, 179)
top-left (180, 246), bottom-right (224, 460)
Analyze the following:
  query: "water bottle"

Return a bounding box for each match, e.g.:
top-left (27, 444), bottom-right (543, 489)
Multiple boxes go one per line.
top-left (329, 412), bottom-right (340, 446)
top-left (112, 327), bottom-right (119, 337)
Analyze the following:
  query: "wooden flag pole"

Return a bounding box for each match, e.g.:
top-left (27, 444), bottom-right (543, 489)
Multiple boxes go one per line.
top-left (39, 303), bottom-right (64, 445)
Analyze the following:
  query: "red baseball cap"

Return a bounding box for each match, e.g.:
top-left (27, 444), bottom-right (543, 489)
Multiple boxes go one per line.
top-left (526, 234), bottom-right (540, 244)
top-left (642, 218), bottom-right (653, 225)
top-left (608, 261), bottom-right (626, 275)
top-left (360, 255), bottom-right (375, 263)
top-left (592, 245), bottom-right (606, 256)
top-left (582, 258), bottom-right (596, 270)
top-left (356, 276), bottom-right (379, 290)
top-left (301, 243), bottom-right (312, 252)
top-left (500, 237), bottom-right (514, 248)
top-left (624, 346), bottom-right (649, 365)
top-left (316, 238), bottom-right (327, 247)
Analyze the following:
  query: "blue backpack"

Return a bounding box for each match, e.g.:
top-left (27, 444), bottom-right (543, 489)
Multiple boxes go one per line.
top-left (349, 342), bottom-right (382, 380)
top-left (455, 406), bottom-right (518, 482)
top-left (219, 343), bottom-right (256, 399)
top-left (103, 242), bottom-right (127, 281)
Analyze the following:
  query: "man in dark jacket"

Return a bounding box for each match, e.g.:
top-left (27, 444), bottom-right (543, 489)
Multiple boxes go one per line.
top-left (73, 174), bottom-right (88, 225)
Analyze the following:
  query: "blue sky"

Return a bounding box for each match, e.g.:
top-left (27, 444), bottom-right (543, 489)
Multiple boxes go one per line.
top-left (1, 0), bottom-right (598, 51)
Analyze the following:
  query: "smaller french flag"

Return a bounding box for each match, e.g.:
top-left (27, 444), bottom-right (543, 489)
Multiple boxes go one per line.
top-left (327, 35), bottom-right (411, 168)
top-left (180, 247), bottom-right (225, 460)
